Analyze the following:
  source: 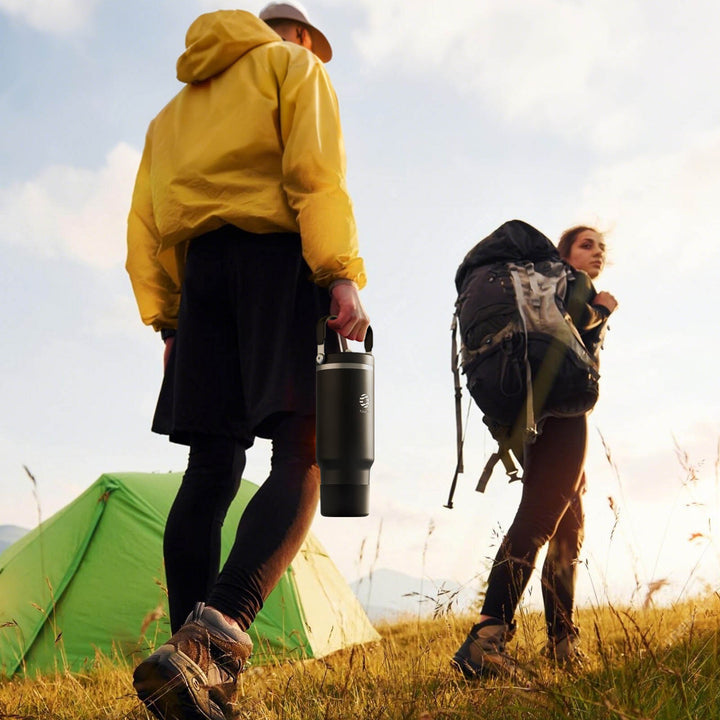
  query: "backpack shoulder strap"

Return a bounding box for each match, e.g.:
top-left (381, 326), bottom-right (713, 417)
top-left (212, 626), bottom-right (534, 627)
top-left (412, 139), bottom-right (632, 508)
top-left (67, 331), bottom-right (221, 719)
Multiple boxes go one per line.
top-left (507, 263), bottom-right (537, 439)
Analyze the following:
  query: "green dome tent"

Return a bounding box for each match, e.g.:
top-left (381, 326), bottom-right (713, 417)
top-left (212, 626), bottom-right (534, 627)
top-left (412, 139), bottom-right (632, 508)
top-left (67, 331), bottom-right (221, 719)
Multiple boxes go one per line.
top-left (0, 472), bottom-right (379, 678)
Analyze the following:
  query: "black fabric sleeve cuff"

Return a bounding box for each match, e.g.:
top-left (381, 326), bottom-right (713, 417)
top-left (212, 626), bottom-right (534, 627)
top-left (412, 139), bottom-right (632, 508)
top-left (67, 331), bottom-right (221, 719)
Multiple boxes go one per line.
top-left (594, 304), bottom-right (612, 319)
top-left (160, 328), bottom-right (177, 341)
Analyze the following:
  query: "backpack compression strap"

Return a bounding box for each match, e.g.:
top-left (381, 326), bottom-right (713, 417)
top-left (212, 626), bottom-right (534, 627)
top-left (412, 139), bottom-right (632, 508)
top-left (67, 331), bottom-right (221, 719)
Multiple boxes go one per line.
top-left (446, 311), bottom-right (524, 505)
top-left (445, 313), bottom-right (464, 509)
top-left (476, 446), bottom-right (521, 492)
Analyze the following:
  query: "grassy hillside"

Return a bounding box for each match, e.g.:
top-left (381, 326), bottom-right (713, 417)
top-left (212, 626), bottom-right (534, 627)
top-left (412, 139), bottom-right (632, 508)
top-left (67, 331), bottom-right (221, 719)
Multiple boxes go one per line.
top-left (1, 594), bottom-right (718, 719)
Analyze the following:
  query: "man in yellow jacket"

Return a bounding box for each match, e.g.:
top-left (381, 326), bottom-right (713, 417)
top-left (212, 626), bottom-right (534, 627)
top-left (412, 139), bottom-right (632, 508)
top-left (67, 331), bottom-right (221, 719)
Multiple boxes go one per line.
top-left (127, 4), bottom-right (369, 718)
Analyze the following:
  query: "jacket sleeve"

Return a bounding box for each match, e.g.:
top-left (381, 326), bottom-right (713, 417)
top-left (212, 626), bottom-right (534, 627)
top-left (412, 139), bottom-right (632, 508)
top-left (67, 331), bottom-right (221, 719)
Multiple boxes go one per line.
top-left (125, 128), bottom-right (182, 331)
top-left (566, 271), bottom-right (607, 330)
top-left (566, 270), bottom-right (610, 356)
top-left (278, 55), bottom-right (367, 289)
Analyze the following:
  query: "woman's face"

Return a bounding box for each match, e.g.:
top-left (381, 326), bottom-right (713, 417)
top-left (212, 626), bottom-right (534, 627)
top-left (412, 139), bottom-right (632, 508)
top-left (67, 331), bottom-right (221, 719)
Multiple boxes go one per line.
top-left (566, 229), bottom-right (606, 279)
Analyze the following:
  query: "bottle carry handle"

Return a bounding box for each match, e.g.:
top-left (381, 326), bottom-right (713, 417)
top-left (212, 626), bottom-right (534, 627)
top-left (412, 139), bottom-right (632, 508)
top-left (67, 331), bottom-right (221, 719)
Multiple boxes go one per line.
top-left (316, 315), bottom-right (373, 364)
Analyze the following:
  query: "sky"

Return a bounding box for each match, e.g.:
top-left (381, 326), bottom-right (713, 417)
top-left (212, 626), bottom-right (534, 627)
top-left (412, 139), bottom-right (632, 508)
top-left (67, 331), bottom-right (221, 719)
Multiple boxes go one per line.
top-left (1, 0), bottom-right (719, 615)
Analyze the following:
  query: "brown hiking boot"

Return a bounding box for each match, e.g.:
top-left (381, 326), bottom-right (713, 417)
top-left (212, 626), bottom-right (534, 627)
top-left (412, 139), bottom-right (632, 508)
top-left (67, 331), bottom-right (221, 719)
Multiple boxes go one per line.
top-left (133, 602), bottom-right (253, 720)
top-left (541, 630), bottom-right (585, 669)
top-left (451, 618), bottom-right (518, 678)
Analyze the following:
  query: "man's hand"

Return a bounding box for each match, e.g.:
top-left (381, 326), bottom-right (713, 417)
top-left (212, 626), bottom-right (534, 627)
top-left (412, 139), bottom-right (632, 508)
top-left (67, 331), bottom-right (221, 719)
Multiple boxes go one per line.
top-left (593, 291), bottom-right (618, 314)
top-left (327, 281), bottom-right (370, 342)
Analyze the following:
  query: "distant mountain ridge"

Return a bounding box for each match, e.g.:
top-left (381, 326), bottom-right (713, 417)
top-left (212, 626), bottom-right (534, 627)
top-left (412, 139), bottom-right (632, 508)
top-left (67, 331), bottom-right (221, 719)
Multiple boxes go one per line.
top-left (350, 568), bottom-right (478, 622)
top-left (0, 525), bottom-right (29, 555)
top-left (0, 527), bottom-right (477, 623)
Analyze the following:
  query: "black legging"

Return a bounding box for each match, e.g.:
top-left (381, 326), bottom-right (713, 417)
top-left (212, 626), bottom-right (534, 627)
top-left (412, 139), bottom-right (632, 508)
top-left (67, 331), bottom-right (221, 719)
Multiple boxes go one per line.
top-left (163, 413), bottom-right (319, 633)
top-left (541, 472), bottom-right (585, 638)
top-left (481, 415), bottom-right (587, 637)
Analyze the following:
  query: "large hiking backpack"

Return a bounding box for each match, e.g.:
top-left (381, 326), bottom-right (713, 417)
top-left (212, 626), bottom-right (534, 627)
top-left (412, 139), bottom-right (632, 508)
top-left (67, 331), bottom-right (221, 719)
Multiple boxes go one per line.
top-left (446, 220), bottom-right (600, 507)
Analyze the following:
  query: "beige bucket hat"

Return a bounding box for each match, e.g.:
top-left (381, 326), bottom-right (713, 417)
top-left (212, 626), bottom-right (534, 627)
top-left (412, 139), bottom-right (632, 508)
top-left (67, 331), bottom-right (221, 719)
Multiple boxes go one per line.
top-left (259, 1), bottom-right (333, 62)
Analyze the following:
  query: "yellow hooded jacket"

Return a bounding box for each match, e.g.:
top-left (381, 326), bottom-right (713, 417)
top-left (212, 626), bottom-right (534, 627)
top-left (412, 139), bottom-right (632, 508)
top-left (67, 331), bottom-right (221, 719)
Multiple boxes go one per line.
top-left (126, 10), bottom-right (366, 330)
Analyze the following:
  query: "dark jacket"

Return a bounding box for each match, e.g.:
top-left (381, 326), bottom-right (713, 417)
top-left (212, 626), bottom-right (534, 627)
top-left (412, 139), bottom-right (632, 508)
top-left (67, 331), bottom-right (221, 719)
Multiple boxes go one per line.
top-left (565, 269), bottom-right (610, 360)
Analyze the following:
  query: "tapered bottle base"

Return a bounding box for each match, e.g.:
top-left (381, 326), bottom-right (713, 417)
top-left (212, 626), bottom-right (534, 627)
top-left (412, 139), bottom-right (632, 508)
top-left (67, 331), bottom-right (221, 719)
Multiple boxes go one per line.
top-left (320, 483), bottom-right (369, 517)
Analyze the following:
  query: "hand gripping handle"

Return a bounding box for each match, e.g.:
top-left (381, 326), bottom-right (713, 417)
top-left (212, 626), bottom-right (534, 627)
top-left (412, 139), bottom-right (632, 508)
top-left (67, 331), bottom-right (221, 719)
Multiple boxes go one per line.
top-left (316, 315), bottom-right (373, 364)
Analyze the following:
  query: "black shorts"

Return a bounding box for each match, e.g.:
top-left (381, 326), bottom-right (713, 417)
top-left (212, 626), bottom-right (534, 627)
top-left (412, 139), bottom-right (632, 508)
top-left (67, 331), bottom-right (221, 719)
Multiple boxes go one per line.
top-left (152, 225), bottom-right (334, 446)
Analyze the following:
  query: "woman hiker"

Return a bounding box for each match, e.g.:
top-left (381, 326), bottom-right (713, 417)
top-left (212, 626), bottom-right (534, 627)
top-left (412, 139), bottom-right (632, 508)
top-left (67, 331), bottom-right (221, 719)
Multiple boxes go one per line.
top-left (452, 226), bottom-right (618, 677)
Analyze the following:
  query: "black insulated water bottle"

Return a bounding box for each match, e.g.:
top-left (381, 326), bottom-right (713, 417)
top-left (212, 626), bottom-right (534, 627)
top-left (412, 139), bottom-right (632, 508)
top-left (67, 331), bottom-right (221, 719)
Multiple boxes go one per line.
top-left (316, 316), bottom-right (374, 517)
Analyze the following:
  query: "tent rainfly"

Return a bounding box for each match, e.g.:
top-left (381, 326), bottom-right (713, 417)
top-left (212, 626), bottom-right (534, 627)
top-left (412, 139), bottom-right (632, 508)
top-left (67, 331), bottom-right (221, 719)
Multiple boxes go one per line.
top-left (0, 472), bottom-right (379, 678)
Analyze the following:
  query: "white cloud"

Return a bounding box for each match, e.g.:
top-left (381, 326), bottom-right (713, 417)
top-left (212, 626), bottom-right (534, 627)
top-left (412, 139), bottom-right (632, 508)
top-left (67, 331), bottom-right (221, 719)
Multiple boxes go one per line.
top-left (568, 128), bottom-right (720, 479)
top-left (576, 127), bottom-right (720, 269)
top-left (0, 143), bottom-right (140, 269)
top-left (0, 0), bottom-right (99, 35)
top-left (347, 0), bottom-right (643, 147)
top-left (345, 0), bottom-right (720, 152)
top-left (196, 1), bottom-right (263, 10)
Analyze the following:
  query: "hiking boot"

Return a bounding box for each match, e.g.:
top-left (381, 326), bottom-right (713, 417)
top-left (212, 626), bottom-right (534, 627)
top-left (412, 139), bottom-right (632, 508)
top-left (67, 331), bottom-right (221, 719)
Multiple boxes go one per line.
top-left (451, 618), bottom-right (517, 678)
top-left (541, 630), bottom-right (585, 668)
top-left (133, 602), bottom-right (253, 720)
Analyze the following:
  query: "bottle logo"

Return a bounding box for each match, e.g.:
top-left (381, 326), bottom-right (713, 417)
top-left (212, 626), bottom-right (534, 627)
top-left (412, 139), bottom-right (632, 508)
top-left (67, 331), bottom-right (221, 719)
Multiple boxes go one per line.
top-left (358, 393), bottom-right (370, 413)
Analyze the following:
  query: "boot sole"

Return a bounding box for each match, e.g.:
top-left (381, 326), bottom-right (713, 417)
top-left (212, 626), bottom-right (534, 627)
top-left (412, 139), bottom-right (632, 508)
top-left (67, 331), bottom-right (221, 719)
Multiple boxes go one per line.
top-left (133, 645), bottom-right (227, 720)
top-left (451, 652), bottom-right (516, 679)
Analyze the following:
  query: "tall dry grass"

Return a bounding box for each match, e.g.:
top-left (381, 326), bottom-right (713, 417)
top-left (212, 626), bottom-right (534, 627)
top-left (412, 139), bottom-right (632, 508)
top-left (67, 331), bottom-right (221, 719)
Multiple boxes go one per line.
top-left (3, 437), bottom-right (718, 719)
top-left (1, 594), bottom-right (719, 719)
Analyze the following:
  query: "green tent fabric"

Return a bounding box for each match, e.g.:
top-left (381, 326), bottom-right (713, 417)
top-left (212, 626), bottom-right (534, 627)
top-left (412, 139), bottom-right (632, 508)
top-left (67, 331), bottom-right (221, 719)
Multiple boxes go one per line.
top-left (0, 472), bottom-right (379, 678)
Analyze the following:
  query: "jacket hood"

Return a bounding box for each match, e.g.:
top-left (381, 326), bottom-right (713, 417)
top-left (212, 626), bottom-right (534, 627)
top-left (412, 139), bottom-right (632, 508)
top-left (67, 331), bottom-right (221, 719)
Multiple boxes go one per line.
top-left (177, 10), bottom-right (280, 84)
